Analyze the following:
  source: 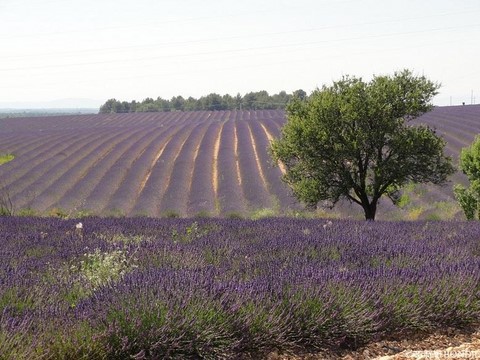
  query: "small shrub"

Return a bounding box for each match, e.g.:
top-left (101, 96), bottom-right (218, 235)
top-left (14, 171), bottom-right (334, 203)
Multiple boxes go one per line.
top-left (162, 210), bottom-right (180, 218)
top-left (171, 221), bottom-right (210, 244)
top-left (225, 212), bottom-right (244, 219)
top-left (454, 184), bottom-right (477, 220)
top-left (0, 153), bottom-right (14, 165)
top-left (106, 208), bottom-right (125, 218)
top-left (406, 206), bottom-right (424, 220)
top-left (68, 248), bottom-right (138, 292)
top-left (0, 185), bottom-right (15, 216)
top-left (94, 232), bottom-right (147, 245)
top-left (397, 193), bottom-right (411, 208)
top-left (73, 208), bottom-right (94, 218)
top-left (425, 213), bottom-right (442, 221)
top-left (17, 208), bottom-right (37, 217)
top-left (0, 206), bottom-right (13, 216)
top-left (250, 208), bottom-right (277, 220)
top-left (48, 207), bottom-right (69, 218)
top-left (433, 201), bottom-right (460, 219)
top-left (194, 210), bottom-right (211, 218)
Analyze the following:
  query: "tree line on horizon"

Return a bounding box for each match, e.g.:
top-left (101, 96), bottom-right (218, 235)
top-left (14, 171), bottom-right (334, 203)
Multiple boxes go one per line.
top-left (99, 90), bottom-right (307, 113)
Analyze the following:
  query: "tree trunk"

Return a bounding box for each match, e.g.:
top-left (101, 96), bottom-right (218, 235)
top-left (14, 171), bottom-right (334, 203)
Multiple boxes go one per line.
top-left (362, 201), bottom-right (377, 221)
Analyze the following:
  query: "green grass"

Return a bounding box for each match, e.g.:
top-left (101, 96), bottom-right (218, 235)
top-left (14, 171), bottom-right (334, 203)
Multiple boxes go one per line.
top-left (0, 153), bottom-right (14, 165)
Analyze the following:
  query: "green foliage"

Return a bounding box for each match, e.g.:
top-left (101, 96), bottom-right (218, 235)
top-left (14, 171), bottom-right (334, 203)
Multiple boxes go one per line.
top-left (94, 231), bottom-right (148, 244)
top-left (454, 135), bottom-right (480, 220)
top-left (406, 206), bottom-right (424, 221)
top-left (171, 221), bottom-right (210, 244)
top-left (430, 201), bottom-right (461, 220)
top-left (17, 208), bottom-right (37, 217)
top-left (48, 207), bottom-right (69, 219)
top-left (225, 211), bottom-right (244, 219)
top-left (270, 69), bottom-right (455, 220)
top-left (396, 193), bottom-right (411, 209)
top-left (0, 287), bottom-right (35, 315)
top-left (75, 248), bottom-right (136, 289)
top-left (106, 208), bottom-right (125, 218)
top-left (47, 207), bottom-right (93, 219)
top-left (58, 248), bottom-right (139, 304)
top-left (73, 208), bottom-right (94, 218)
top-left (0, 184), bottom-right (14, 216)
top-left (98, 89), bottom-right (306, 113)
top-left (34, 322), bottom-right (105, 360)
top-left (250, 207), bottom-right (277, 220)
top-left (425, 212), bottom-right (442, 221)
top-left (0, 153), bottom-right (14, 165)
top-left (194, 210), bottom-right (211, 218)
top-left (0, 207), bottom-right (13, 217)
top-left (454, 184), bottom-right (477, 220)
top-left (161, 209), bottom-right (180, 218)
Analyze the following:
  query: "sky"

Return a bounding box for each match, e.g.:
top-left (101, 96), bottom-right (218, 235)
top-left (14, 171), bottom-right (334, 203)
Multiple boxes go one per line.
top-left (0, 0), bottom-right (479, 108)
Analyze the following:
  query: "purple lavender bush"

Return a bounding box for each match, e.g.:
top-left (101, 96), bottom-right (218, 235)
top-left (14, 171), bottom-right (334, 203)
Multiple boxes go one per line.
top-left (0, 217), bottom-right (479, 358)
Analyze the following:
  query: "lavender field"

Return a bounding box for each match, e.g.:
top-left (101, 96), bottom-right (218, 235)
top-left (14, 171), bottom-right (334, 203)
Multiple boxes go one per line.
top-left (0, 110), bottom-right (295, 218)
top-left (1, 217), bottom-right (479, 358)
top-left (0, 106), bottom-right (479, 219)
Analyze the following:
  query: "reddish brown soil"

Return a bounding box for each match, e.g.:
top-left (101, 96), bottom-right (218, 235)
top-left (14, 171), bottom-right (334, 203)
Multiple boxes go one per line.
top-left (267, 325), bottom-right (480, 359)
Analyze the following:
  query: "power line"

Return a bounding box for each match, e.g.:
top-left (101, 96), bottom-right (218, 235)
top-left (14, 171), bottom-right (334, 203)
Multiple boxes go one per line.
top-left (2, 7), bottom-right (480, 59)
top-left (1, 35), bottom-right (477, 91)
top-left (2, 23), bottom-right (480, 73)
top-left (0, 9), bottom-right (271, 41)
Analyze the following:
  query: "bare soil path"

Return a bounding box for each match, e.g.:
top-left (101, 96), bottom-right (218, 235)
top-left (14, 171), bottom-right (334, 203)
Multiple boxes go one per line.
top-left (268, 326), bottom-right (480, 359)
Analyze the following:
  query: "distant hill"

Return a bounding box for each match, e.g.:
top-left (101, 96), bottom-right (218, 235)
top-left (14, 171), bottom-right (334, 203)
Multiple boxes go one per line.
top-left (0, 98), bottom-right (101, 118)
top-left (0, 98), bottom-right (102, 110)
top-left (0, 108), bottom-right (98, 118)
top-left (0, 106), bottom-right (478, 219)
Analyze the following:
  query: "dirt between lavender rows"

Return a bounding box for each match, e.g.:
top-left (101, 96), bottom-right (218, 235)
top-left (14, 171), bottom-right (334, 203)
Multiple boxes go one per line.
top-left (267, 325), bottom-right (480, 359)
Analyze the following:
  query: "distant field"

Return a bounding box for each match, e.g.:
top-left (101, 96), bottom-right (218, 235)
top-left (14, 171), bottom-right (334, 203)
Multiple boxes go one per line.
top-left (0, 106), bottom-right (478, 219)
top-left (0, 108), bottom-right (98, 118)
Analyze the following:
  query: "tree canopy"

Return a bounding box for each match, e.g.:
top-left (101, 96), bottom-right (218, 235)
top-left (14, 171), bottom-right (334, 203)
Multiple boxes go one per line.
top-left (454, 136), bottom-right (480, 220)
top-left (270, 70), bottom-right (455, 220)
top-left (99, 90), bottom-right (304, 113)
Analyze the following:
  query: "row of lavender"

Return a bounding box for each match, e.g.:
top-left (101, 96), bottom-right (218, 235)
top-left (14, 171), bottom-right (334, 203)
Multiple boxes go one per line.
top-left (0, 110), bottom-right (295, 217)
top-left (401, 105), bottom-right (480, 210)
top-left (1, 217), bottom-right (479, 358)
top-left (1, 106), bottom-right (480, 218)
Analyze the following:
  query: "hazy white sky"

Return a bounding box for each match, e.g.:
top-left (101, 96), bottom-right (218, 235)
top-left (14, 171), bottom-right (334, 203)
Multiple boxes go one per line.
top-left (1, 0), bottom-right (479, 107)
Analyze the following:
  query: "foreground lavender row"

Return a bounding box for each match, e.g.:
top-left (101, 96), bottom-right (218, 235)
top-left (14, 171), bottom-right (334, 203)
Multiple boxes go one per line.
top-left (1, 217), bottom-right (479, 358)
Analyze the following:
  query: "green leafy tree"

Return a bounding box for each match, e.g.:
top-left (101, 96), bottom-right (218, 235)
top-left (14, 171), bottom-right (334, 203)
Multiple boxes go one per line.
top-left (454, 136), bottom-right (480, 220)
top-left (119, 101), bottom-right (131, 113)
top-left (98, 90), bottom-right (302, 113)
top-left (201, 93), bottom-right (226, 110)
top-left (137, 102), bottom-right (159, 112)
top-left (234, 93), bottom-right (243, 110)
top-left (251, 90), bottom-right (270, 109)
top-left (222, 94), bottom-right (235, 110)
top-left (184, 96), bottom-right (198, 111)
top-left (270, 70), bottom-right (455, 220)
top-left (293, 89), bottom-right (307, 100)
top-left (155, 97), bottom-right (171, 112)
top-left (242, 92), bottom-right (258, 110)
top-left (271, 91), bottom-right (292, 109)
top-left (99, 98), bottom-right (121, 113)
top-left (171, 96), bottom-right (185, 111)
